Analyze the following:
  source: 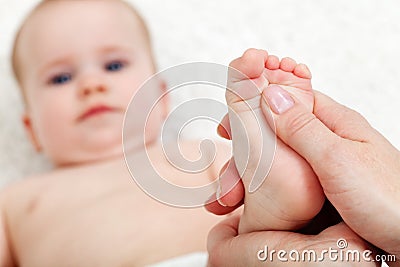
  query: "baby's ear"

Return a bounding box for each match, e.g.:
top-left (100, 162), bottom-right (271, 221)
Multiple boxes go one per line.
top-left (22, 113), bottom-right (42, 152)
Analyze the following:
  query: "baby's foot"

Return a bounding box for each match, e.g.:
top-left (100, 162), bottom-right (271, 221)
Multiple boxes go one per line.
top-left (225, 49), bottom-right (325, 234)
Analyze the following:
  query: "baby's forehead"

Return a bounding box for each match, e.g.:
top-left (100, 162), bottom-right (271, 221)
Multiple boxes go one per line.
top-left (21, 0), bottom-right (146, 37)
top-left (13, 0), bottom-right (150, 83)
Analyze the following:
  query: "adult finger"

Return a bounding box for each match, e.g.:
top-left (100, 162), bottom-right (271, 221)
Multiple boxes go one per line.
top-left (260, 86), bottom-right (386, 174)
top-left (260, 85), bottom-right (342, 170)
top-left (261, 86), bottom-right (400, 257)
top-left (312, 90), bottom-right (382, 143)
top-left (207, 216), bottom-right (379, 267)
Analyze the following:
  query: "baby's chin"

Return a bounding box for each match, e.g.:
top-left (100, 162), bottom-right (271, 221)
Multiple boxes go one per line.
top-left (47, 132), bottom-right (158, 167)
top-left (51, 143), bottom-right (126, 167)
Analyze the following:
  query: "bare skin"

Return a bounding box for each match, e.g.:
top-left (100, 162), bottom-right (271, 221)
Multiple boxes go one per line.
top-left (1, 1), bottom-right (232, 266)
top-left (207, 215), bottom-right (381, 267)
top-left (207, 89), bottom-right (400, 266)
top-left (221, 49), bottom-right (325, 234)
top-left (0, 141), bottom-right (229, 267)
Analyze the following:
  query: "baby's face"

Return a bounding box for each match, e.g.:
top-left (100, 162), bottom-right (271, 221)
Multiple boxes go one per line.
top-left (17, 1), bottom-right (164, 166)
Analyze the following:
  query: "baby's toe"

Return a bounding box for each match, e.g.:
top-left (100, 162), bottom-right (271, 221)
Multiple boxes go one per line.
top-left (229, 48), bottom-right (268, 80)
top-left (294, 63), bottom-right (312, 79)
top-left (265, 55), bottom-right (280, 70)
top-left (280, 57), bottom-right (297, 72)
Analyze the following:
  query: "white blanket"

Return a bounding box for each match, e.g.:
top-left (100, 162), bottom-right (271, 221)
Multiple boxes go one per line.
top-left (0, 3), bottom-right (397, 267)
top-left (1, 0), bottom-right (399, 187)
top-left (148, 252), bottom-right (207, 267)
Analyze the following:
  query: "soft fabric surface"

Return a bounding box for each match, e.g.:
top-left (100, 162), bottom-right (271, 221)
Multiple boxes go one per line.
top-left (1, 1), bottom-right (399, 184)
top-left (148, 252), bottom-right (207, 267)
top-left (0, 2), bottom-right (397, 266)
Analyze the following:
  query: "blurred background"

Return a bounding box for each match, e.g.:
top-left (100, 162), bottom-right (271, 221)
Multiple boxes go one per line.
top-left (1, 0), bottom-right (400, 188)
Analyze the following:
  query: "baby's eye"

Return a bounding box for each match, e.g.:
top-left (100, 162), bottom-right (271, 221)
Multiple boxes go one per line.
top-left (105, 61), bottom-right (125, 72)
top-left (50, 73), bottom-right (72, 85)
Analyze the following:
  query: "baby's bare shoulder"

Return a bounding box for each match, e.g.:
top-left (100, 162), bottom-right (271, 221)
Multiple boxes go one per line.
top-left (1, 172), bottom-right (56, 212)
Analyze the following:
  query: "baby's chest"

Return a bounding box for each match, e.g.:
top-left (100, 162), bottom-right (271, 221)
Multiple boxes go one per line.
top-left (11, 183), bottom-right (203, 267)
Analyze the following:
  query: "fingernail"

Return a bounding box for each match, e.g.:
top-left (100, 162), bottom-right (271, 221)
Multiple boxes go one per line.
top-left (216, 161), bottom-right (229, 207)
top-left (216, 185), bottom-right (227, 207)
top-left (217, 123), bottom-right (226, 137)
top-left (263, 85), bottom-right (294, 114)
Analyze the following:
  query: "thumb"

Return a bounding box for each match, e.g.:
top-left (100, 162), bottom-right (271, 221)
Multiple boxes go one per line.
top-left (261, 85), bottom-right (341, 169)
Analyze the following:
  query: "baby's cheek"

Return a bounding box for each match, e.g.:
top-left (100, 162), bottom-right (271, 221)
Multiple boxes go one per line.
top-left (35, 102), bottom-right (72, 146)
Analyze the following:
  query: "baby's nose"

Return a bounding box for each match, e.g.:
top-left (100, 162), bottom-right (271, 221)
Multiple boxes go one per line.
top-left (81, 84), bottom-right (106, 96)
top-left (78, 77), bottom-right (108, 97)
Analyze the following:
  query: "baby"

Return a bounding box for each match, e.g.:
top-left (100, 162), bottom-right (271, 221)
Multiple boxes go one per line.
top-left (0, 1), bottom-right (328, 266)
top-left (0, 0), bottom-right (231, 266)
top-left (218, 48), bottom-right (327, 234)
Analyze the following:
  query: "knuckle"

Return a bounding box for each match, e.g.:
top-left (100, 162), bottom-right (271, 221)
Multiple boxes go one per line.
top-left (283, 111), bottom-right (318, 140)
top-left (331, 104), bottom-right (371, 133)
top-left (336, 107), bottom-right (358, 124)
top-left (320, 138), bottom-right (345, 165)
top-left (318, 139), bottom-right (359, 181)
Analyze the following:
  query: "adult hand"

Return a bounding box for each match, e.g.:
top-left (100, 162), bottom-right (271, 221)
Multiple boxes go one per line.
top-left (207, 88), bottom-right (400, 260)
top-left (207, 214), bottom-right (381, 267)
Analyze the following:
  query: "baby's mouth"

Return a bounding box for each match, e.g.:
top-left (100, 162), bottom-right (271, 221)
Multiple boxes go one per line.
top-left (77, 104), bottom-right (118, 121)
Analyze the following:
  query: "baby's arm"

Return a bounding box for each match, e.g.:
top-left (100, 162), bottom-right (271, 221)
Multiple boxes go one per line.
top-left (0, 191), bottom-right (15, 267)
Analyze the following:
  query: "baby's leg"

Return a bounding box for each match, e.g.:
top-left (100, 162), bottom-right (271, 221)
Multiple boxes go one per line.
top-left (225, 49), bottom-right (325, 234)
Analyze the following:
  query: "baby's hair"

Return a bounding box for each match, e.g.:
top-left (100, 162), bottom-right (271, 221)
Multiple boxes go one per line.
top-left (11, 0), bottom-right (155, 96)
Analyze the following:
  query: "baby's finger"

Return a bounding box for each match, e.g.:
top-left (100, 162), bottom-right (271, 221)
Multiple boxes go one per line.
top-left (217, 158), bottom-right (244, 207)
top-left (217, 113), bottom-right (231, 140)
top-left (204, 193), bottom-right (243, 215)
top-left (205, 159), bottom-right (244, 215)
